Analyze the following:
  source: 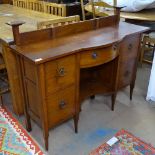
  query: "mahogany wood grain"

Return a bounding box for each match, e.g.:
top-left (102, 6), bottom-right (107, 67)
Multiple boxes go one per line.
top-left (118, 34), bottom-right (141, 89)
top-left (10, 20), bottom-right (147, 64)
top-left (80, 45), bottom-right (118, 68)
top-left (45, 55), bottom-right (76, 95)
top-left (3, 15), bottom-right (149, 150)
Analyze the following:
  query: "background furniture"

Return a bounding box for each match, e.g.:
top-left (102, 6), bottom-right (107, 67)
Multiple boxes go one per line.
top-left (81, 0), bottom-right (121, 20)
top-left (0, 43), bottom-right (9, 106)
top-left (0, 4), bottom-right (64, 41)
top-left (13, 0), bottom-right (27, 8)
top-left (0, 0), bottom-right (11, 4)
top-left (27, 0), bottom-right (44, 12)
top-left (37, 15), bottom-right (80, 29)
top-left (43, 2), bottom-right (66, 16)
top-left (141, 32), bottom-right (155, 65)
top-left (5, 13), bottom-right (148, 150)
top-left (84, 4), bottom-right (155, 22)
top-left (146, 54), bottom-right (155, 103)
top-left (45, 0), bottom-right (88, 17)
top-left (13, 0), bottom-right (67, 16)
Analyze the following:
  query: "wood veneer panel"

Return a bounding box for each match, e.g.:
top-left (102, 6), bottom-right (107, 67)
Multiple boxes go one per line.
top-left (45, 55), bottom-right (76, 95)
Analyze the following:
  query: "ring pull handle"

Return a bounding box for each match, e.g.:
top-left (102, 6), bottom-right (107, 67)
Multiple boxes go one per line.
top-left (57, 67), bottom-right (66, 77)
top-left (92, 52), bottom-right (98, 59)
top-left (59, 100), bottom-right (66, 109)
top-left (128, 44), bottom-right (133, 50)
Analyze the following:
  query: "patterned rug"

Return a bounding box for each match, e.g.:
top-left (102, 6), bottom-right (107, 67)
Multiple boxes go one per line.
top-left (90, 129), bottom-right (155, 155)
top-left (0, 106), bottom-right (44, 155)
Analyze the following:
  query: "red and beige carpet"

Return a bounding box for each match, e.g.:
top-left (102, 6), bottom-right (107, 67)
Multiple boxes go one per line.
top-left (90, 129), bottom-right (155, 155)
top-left (0, 106), bottom-right (44, 155)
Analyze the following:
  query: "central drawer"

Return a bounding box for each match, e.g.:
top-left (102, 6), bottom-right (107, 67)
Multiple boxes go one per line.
top-left (80, 45), bottom-right (118, 68)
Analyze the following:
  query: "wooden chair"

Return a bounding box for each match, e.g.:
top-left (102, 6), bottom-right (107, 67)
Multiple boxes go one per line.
top-left (81, 0), bottom-right (117, 20)
top-left (43, 2), bottom-right (66, 17)
top-left (0, 45), bottom-right (9, 106)
top-left (13, 0), bottom-right (27, 8)
top-left (27, 0), bottom-right (43, 12)
top-left (140, 32), bottom-right (155, 65)
top-left (37, 15), bottom-right (80, 29)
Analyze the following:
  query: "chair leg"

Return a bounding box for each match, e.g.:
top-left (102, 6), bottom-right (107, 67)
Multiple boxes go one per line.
top-left (0, 95), bottom-right (3, 106)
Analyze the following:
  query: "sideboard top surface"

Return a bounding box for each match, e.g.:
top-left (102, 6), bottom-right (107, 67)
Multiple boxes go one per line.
top-left (11, 21), bottom-right (148, 64)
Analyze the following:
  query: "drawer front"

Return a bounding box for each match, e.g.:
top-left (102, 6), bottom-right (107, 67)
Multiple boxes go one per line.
top-left (118, 58), bottom-right (136, 88)
top-left (118, 34), bottom-right (140, 89)
top-left (45, 55), bottom-right (76, 95)
top-left (119, 34), bottom-right (140, 61)
top-left (47, 86), bottom-right (75, 128)
top-left (80, 45), bottom-right (118, 68)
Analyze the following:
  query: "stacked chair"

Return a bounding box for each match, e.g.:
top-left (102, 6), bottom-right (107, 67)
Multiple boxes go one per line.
top-left (27, 0), bottom-right (43, 12)
top-left (13, 0), bottom-right (66, 16)
top-left (140, 32), bottom-right (155, 66)
top-left (80, 0), bottom-right (117, 20)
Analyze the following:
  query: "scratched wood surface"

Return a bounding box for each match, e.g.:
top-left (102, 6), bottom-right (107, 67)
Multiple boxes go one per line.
top-left (0, 4), bottom-right (63, 43)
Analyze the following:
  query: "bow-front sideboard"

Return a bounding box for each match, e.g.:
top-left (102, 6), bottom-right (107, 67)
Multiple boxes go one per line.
top-left (2, 15), bottom-right (148, 150)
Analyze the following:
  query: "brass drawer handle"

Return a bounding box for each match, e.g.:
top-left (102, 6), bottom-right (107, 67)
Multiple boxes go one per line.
top-left (57, 67), bottom-right (66, 77)
top-left (92, 52), bottom-right (98, 59)
top-left (59, 100), bottom-right (66, 109)
top-left (128, 44), bottom-right (133, 50)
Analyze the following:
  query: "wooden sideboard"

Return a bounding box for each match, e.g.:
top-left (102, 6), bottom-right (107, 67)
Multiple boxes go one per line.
top-left (2, 15), bottom-right (148, 150)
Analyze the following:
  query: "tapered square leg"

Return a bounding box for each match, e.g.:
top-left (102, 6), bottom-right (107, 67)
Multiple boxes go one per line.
top-left (90, 95), bottom-right (95, 100)
top-left (130, 83), bottom-right (135, 100)
top-left (111, 93), bottom-right (117, 111)
top-left (74, 114), bottom-right (79, 133)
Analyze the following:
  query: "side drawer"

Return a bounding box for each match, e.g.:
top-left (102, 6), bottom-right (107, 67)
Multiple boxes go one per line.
top-left (80, 45), bottom-right (118, 68)
top-left (119, 34), bottom-right (140, 61)
top-left (47, 85), bottom-right (76, 129)
top-left (118, 58), bottom-right (136, 89)
top-left (118, 34), bottom-right (140, 89)
top-left (45, 55), bottom-right (76, 95)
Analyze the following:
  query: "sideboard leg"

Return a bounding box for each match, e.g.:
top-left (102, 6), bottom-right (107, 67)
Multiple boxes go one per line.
top-left (25, 114), bottom-right (32, 132)
top-left (130, 82), bottom-right (135, 100)
top-left (0, 95), bottom-right (3, 106)
top-left (43, 129), bottom-right (49, 150)
top-left (74, 114), bottom-right (79, 133)
top-left (44, 135), bottom-right (49, 151)
top-left (111, 93), bottom-right (117, 111)
top-left (90, 95), bottom-right (95, 100)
